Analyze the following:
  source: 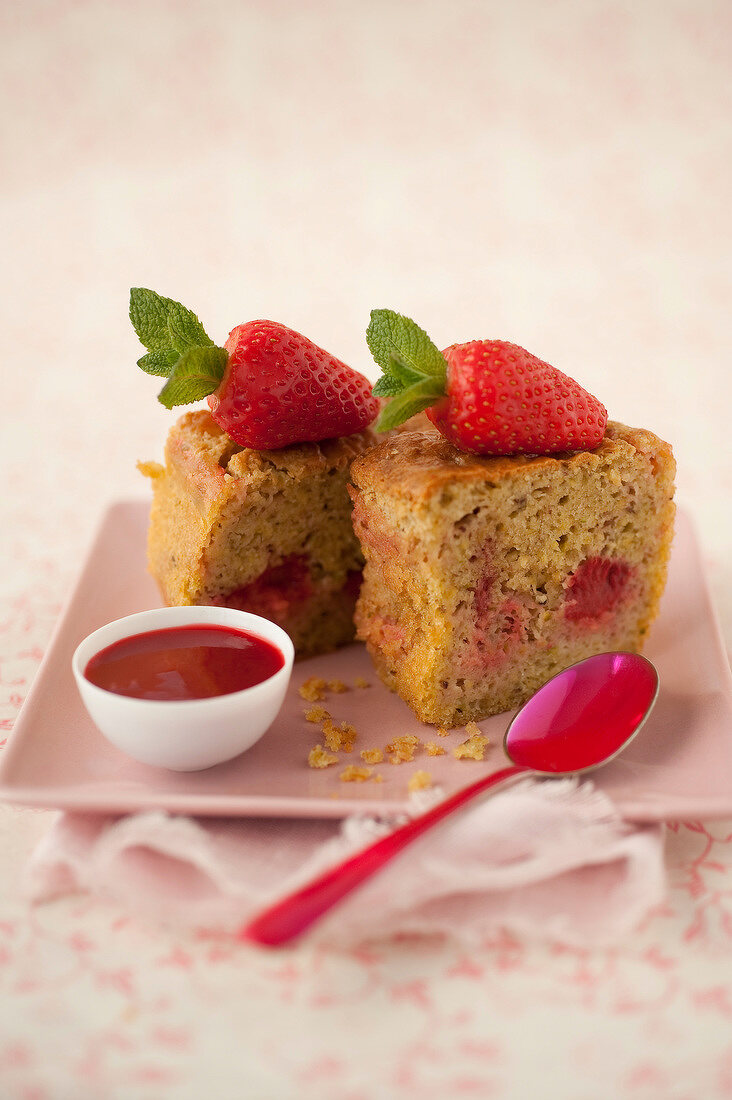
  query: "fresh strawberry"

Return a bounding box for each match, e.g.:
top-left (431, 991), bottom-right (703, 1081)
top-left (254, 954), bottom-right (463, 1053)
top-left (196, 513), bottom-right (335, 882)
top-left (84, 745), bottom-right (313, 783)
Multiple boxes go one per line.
top-left (366, 310), bottom-right (607, 455)
top-left (209, 321), bottom-right (379, 449)
top-left (130, 289), bottom-right (379, 449)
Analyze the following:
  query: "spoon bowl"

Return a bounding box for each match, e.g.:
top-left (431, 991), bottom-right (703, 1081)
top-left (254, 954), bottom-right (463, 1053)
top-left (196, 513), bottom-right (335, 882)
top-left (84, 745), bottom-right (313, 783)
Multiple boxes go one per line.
top-left (505, 651), bottom-right (659, 774)
top-left (240, 650), bottom-right (660, 947)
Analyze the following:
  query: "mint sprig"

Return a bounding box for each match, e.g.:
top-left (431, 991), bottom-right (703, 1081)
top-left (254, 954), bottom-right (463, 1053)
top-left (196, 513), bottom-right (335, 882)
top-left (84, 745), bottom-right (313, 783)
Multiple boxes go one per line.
top-left (136, 348), bottom-right (179, 377)
top-left (166, 300), bottom-right (215, 353)
top-left (157, 346), bottom-right (229, 409)
top-left (366, 309), bottom-right (448, 431)
top-left (130, 289), bottom-right (178, 351)
top-left (129, 288), bottom-right (227, 407)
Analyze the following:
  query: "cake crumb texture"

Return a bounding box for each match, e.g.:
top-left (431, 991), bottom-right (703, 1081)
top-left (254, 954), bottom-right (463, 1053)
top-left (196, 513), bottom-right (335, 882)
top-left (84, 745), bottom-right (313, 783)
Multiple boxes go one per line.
top-left (385, 734), bottom-right (421, 764)
top-left (323, 720), bottom-right (357, 753)
top-left (454, 731), bottom-right (490, 761)
top-left (360, 748), bottom-right (384, 764)
top-left (327, 679), bottom-right (349, 694)
top-left (304, 705), bottom-right (331, 723)
top-left (144, 411), bottom-right (374, 656)
top-left (351, 422), bottom-right (675, 726)
top-left (339, 765), bottom-right (373, 783)
top-left (308, 745), bottom-right (339, 769)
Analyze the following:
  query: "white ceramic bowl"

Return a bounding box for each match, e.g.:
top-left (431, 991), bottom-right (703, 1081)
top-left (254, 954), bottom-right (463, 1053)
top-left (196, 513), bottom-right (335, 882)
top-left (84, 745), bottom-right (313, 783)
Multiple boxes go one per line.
top-left (72, 606), bottom-right (295, 771)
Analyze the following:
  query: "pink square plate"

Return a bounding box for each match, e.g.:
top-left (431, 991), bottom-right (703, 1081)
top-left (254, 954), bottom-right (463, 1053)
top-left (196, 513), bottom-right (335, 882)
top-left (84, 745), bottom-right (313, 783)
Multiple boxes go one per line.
top-left (1, 501), bottom-right (731, 822)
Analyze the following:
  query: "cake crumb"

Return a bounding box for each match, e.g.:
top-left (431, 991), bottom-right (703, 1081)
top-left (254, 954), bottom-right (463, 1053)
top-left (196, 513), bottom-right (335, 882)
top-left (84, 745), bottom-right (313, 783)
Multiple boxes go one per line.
top-left (436, 727), bottom-right (449, 738)
top-left (308, 745), bottom-right (339, 769)
top-left (360, 748), bottom-right (384, 764)
top-left (323, 719), bottom-right (358, 753)
top-left (299, 677), bottom-right (327, 702)
top-left (339, 765), bottom-right (373, 783)
top-left (327, 679), bottom-right (349, 694)
top-left (304, 705), bottom-right (331, 724)
top-left (372, 773), bottom-right (384, 783)
top-left (137, 459), bottom-right (164, 480)
top-left (354, 677), bottom-right (371, 689)
top-left (453, 728), bottom-right (490, 761)
top-left (408, 770), bottom-right (433, 793)
top-left (425, 741), bottom-right (446, 756)
top-left (386, 734), bottom-right (421, 764)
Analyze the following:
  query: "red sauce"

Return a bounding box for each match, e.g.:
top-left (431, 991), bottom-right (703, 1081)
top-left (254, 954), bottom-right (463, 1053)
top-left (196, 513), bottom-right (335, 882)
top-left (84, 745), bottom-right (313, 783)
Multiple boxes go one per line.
top-left (84, 625), bottom-right (285, 701)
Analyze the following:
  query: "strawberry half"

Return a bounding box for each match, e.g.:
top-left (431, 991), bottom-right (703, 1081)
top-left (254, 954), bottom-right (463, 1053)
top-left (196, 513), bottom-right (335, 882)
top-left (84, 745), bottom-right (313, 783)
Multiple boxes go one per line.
top-left (366, 310), bottom-right (607, 455)
top-left (130, 289), bottom-right (379, 449)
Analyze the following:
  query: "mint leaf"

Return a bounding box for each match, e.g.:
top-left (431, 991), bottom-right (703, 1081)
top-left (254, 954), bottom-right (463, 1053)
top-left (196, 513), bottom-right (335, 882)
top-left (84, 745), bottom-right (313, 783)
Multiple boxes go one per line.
top-left (375, 376), bottom-right (445, 433)
top-left (130, 288), bottom-right (215, 357)
top-left (372, 352), bottom-right (424, 397)
top-left (166, 300), bottom-right (214, 354)
top-left (131, 288), bottom-right (227, 408)
top-left (157, 346), bottom-right (228, 409)
top-left (137, 348), bottom-right (179, 377)
top-left (366, 309), bottom-right (447, 430)
top-left (372, 374), bottom-right (403, 398)
top-left (130, 288), bottom-right (177, 351)
top-left (366, 309), bottom-right (447, 381)
top-left (385, 349), bottom-right (426, 389)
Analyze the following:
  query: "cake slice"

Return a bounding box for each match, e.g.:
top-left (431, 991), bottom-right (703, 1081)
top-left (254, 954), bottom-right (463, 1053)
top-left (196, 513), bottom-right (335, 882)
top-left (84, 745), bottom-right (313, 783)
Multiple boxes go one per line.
top-left (350, 422), bottom-right (675, 727)
top-left (141, 410), bottom-right (375, 656)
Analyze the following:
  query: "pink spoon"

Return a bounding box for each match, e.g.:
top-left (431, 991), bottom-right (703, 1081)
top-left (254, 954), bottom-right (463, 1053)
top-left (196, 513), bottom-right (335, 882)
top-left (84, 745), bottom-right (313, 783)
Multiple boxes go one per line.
top-left (240, 651), bottom-right (659, 947)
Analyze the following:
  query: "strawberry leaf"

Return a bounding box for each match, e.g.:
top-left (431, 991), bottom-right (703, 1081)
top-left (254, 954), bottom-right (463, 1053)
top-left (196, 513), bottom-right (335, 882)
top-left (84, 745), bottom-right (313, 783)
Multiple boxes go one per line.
top-left (157, 346), bottom-right (228, 409)
top-left (375, 376), bottom-right (445, 433)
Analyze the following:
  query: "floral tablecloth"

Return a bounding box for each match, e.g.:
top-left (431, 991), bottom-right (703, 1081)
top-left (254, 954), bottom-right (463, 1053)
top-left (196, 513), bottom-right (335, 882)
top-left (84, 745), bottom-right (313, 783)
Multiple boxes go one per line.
top-left (2, 1), bottom-right (731, 1096)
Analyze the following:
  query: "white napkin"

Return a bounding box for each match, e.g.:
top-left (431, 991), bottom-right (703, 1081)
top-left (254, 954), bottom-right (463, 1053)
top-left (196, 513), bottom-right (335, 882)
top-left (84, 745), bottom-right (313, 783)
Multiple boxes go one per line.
top-left (25, 778), bottom-right (665, 948)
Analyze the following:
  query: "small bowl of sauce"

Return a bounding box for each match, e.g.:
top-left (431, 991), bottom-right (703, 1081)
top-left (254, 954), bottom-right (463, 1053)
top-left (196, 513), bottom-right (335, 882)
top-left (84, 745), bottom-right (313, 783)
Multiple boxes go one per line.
top-left (72, 607), bottom-right (295, 771)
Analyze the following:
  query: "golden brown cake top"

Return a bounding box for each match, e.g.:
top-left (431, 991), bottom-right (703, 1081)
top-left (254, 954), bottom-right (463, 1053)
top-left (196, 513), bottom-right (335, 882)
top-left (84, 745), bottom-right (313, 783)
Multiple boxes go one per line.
top-left (166, 410), bottom-right (377, 484)
top-left (350, 421), bottom-right (673, 501)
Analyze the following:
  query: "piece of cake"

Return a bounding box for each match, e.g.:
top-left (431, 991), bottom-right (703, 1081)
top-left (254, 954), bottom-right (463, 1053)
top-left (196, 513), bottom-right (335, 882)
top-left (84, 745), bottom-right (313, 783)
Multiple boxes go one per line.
top-left (350, 422), bottom-right (675, 727)
top-left (141, 410), bottom-right (375, 656)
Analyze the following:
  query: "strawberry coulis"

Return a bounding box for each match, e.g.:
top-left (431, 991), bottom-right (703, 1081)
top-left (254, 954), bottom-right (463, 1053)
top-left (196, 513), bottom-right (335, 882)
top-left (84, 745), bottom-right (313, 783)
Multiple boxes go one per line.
top-left (84, 624), bottom-right (284, 701)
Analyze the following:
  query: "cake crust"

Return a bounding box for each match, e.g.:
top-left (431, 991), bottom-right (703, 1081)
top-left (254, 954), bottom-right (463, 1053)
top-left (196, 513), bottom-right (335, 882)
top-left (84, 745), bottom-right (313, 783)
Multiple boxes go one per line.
top-left (350, 422), bottom-right (669, 501)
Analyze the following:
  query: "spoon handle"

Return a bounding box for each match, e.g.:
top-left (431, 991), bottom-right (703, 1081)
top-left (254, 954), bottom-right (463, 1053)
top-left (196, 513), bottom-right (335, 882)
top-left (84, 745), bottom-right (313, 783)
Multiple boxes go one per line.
top-left (240, 763), bottom-right (528, 947)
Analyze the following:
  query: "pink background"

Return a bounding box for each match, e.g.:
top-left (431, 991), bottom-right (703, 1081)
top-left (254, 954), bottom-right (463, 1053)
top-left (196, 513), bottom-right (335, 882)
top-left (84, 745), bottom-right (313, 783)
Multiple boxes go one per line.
top-left (1, 2), bottom-right (731, 1097)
